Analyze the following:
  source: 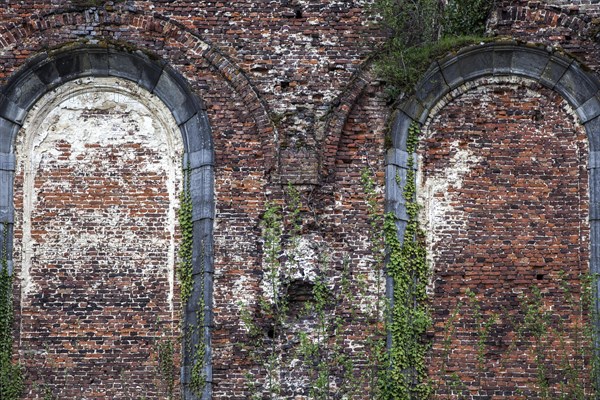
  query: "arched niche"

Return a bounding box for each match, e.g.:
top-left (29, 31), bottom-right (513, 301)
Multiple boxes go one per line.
top-left (0, 46), bottom-right (213, 399)
top-left (387, 42), bottom-right (600, 283)
top-left (386, 42), bottom-right (600, 394)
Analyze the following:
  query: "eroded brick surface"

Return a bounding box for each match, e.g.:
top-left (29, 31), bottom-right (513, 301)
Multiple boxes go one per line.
top-left (13, 79), bottom-right (183, 399)
top-left (422, 81), bottom-right (590, 398)
top-left (0, 1), bottom-right (597, 399)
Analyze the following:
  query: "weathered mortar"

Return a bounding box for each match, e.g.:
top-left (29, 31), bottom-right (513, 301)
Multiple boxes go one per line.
top-left (13, 77), bottom-right (183, 399)
top-left (421, 80), bottom-right (590, 397)
top-left (0, 0), bottom-right (597, 398)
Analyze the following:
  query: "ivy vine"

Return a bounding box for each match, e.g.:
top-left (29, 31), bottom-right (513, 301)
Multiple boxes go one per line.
top-left (379, 122), bottom-right (432, 399)
top-left (242, 183), bottom-right (387, 398)
top-left (156, 338), bottom-right (175, 399)
top-left (239, 198), bottom-right (285, 398)
top-left (177, 162), bottom-right (206, 396)
top-left (178, 162), bottom-right (194, 303)
top-left (189, 240), bottom-right (207, 397)
top-left (0, 222), bottom-right (24, 399)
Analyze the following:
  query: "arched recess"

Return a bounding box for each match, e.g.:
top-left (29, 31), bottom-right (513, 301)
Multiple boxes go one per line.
top-left (386, 40), bottom-right (600, 379)
top-left (0, 45), bottom-right (214, 399)
top-left (0, 9), bottom-right (279, 174)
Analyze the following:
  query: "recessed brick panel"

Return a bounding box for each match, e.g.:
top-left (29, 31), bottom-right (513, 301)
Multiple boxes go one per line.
top-left (422, 82), bottom-right (591, 397)
top-left (13, 79), bottom-right (183, 400)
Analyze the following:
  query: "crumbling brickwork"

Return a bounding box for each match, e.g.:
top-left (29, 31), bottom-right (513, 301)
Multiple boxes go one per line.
top-left (422, 80), bottom-right (590, 397)
top-left (0, 1), bottom-right (598, 399)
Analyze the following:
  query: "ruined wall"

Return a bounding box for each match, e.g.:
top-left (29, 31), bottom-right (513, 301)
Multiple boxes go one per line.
top-left (421, 80), bottom-right (590, 397)
top-left (13, 77), bottom-right (183, 398)
top-left (0, 0), bottom-right (599, 399)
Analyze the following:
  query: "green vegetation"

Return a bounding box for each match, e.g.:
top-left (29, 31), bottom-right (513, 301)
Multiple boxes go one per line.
top-left (156, 339), bottom-right (175, 399)
top-left (372, 0), bottom-right (495, 101)
top-left (177, 163), bottom-right (206, 395)
top-left (243, 199), bottom-right (284, 398)
top-left (242, 184), bottom-right (384, 398)
top-left (434, 277), bottom-right (597, 399)
top-left (378, 123), bottom-right (431, 399)
top-left (0, 223), bottom-right (23, 399)
top-left (444, 0), bottom-right (493, 37)
top-left (177, 163), bottom-right (194, 304)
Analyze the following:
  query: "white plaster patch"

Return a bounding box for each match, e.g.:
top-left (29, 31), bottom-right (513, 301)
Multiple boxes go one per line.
top-left (231, 274), bottom-right (256, 308)
top-left (284, 233), bottom-right (326, 282)
top-left (259, 233), bottom-right (328, 308)
top-left (417, 141), bottom-right (482, 276)
top-left (14, 77), bottom-right (183, 315)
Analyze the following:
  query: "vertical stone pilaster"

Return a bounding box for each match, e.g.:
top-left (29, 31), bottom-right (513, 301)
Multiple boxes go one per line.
top-left (182, 149), bottom-right (214, 400)
top-left (0, 152), bottom-right (14, 275)
top-left (589, 150), bottom-right (600, 398)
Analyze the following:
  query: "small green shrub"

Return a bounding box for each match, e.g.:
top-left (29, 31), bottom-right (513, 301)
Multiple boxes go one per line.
top-left (0, 223), bottom-right (24, 399)
top-left (372, 0), bottom-right (494, 101)
top-left (445, 0), bottom-right (494, 37)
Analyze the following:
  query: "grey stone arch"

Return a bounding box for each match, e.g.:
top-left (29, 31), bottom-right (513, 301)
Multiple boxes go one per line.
top-left (0, 46), bottom-right (214, 399)
top-left (386, 41), bottom-right (600, 375)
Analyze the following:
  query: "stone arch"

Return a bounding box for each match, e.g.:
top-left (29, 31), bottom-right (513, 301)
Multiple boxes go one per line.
top-left (0, 45), bottom-right (213, 399)
top-left (385, 40), bottom-right (600, 380)
top-left (0, 8), bottom-right (278, 173)
top-left (387, 41), bottom-right (600, 227)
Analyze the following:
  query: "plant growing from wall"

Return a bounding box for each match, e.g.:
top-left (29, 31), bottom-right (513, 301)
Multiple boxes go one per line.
top-left (378, 122), bottom-right (432, 399)
top-left (297, 254), bottom-right (335, 399)
top-left (241, 199), bottom-right (284, 398)
top-left (361, 166), bottom-right (386, 317)
top-left (511, 279), bottom-right (595, 399)
top-left (177, 162), bottom-right (206, 396)
top-left (189, 241), bottom-right (207, 397)
top-left (360, 166), bottom-right (389, 396)
top-left (435, 299), bottom-right (469, 400)
top-left (178, 163), bottom-right (194, 303)
top-left (296, 254), bottom-right (379, 400)
top-left (42, 385), bottom-right (55, 400)
top-left (372, 0), bottom-right (495, 100)
top-left (464, 289), bottom-right (498, 371)
top-left (435, 277), bottom-right (598, 398)
top-left (444, 0), bottom-right (493, 37)
top-left (554, 273), bottom-right (591, 399)
top-left (0, 222), bottom-right (24, 399)
top-left (242, 181), bottom-right (386, 398)
top-left (156, 338), bottom-right (175, 399)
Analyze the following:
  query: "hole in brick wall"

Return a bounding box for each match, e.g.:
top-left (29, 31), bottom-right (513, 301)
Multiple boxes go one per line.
top-left (536, 274), bottom-right (544, 280)
top-left (280, 81), bottom-right (290, 89)
top-left (295, 8), bottom-right (303, 18)
top-left (267, 326), bottom-right (275, 339)
top-left (286, 279), bottom-right (315, 320)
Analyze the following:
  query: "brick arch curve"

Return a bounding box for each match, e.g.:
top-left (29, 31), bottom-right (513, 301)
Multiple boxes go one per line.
top-left (0, 8), bottom-right (278, 173)
top-left (318, 65), bottom-right (374, 180)
top-left (0, 46), bottom-right (214, 399)
top-left (385, 40), bottom-right (600, 356)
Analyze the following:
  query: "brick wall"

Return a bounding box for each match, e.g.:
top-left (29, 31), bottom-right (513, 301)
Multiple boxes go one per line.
top-left (13, 78), bottom-right (183, 399)
top-left (422, 80), bottom-right (591, 397)
top-left (0, 1), bottom-right (597, 399)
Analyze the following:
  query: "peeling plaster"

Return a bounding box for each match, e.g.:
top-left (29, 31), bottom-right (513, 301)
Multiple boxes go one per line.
top-left (14, 77), bottom-right (183, 313)
top-left (417, 142), bottom-right (483, 281)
